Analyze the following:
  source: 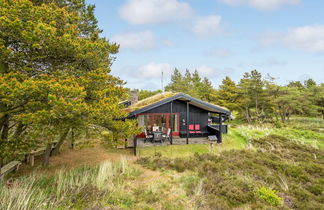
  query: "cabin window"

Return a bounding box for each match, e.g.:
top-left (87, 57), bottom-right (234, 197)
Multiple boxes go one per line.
top-left (153, 114), bottom-right (167, 132)
top-left (138, 115), bottom-right (151, 131)
top-left (170, 114), bottom-right (178, 132)
top-left (138, 113), bottom-right (179, 135)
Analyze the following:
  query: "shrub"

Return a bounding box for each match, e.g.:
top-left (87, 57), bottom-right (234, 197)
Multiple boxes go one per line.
top-left (257, 186), bottom-right (282, 206)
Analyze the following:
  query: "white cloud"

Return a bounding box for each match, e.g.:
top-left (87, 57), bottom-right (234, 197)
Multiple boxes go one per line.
top-left (195, 65), bottom-right (234, 77)
top-left (110, 30), bottom-right (156, 51)
top-left (119, 0), bottom-right (193, 25)
top-left (205, 48), bottom-right (232, 57)
top-left (137, 62), bottom-right (174, 78)
top-left (238, 58), bottom-right (286, 68)
top-left (192, 15), bottom-right (222, 37)
top-left (120, 63), bottom-right (174, 79)
top-left (218, 0), bottom-right (300, 10)
top-left (163, 40), bottom-right (175, 47)
top-left (260, 25), bottom-right (324, 53)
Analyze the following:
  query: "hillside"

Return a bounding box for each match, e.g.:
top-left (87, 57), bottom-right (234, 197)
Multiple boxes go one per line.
top-left (1, 117), bottom-right (323, 209)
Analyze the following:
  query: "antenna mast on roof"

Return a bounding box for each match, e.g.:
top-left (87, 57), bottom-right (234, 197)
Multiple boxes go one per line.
top-left (161, 69), bottom-right (164, 93)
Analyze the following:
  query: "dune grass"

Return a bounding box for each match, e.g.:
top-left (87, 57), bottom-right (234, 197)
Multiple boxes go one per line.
top-left (0, 158), bottom-right (142, 210)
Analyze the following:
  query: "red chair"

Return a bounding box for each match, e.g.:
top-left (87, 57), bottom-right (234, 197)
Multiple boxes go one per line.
top-left (189, 124), bottom-right (195, 133)
top-left (195, 124), bottom-right (201, 134)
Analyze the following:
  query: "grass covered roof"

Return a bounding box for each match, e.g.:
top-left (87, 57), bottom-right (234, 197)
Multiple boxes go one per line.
top-left (126, 92), bottom-right (230, 115)
top-left (126, 92), bottom-right (177, 113)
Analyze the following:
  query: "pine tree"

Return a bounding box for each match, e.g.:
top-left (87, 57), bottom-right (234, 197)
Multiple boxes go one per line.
top-left (0, 0), bottom-right (137, 167)
top-left (215, 76), bottom-right (239, 112)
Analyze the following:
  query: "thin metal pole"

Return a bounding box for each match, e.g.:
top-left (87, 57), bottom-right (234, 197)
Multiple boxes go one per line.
top-left (161, 70), bottom-right (164, 92)
top-left (186, 101), bottom-right (189, 144)
top-left (170, 101), bottom-right (173, 145)
top-left (218, 113), bottom-right (222, 143)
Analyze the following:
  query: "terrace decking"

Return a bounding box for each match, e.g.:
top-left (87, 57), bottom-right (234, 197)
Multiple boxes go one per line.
top-left (135, 137), bottom-right (211, 147)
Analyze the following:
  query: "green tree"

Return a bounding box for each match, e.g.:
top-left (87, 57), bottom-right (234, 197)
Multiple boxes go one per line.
top-left (237, 70), bottom-right (266, 122)
top-left (214, 76), bottom-right (239, 112)
top-left (0, 0), bottom-right (137, 167)
top-left (138, 89), bottom-right (162, 100)
top-left (288, 81), bottom-right (304, 90)
top-left (165, 68), bottom-right (186, 93)
top-left (273, 86), bottom-right (304, 122)
top-left (199, 77), bottom-right (214, 102)
top-left (304, 78), bottom-right (317, 89)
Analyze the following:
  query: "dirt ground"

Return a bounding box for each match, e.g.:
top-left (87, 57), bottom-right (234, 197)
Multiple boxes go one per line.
top-left (11, 145), bottom-right (135, 177)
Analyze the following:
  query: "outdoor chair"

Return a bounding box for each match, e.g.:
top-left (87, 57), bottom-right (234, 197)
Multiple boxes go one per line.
top-left (195, 124), bottom-right (202, 134)
top-left (162, 128), bottom-right (171, 142)
top-left (189, 124), bottom-right (195, 134)
top-left (144, 128), bottom-right (153, 143)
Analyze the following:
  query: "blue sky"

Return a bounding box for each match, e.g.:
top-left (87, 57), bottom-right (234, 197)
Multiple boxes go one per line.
top-left (86, 0), bottom-right (324, 90)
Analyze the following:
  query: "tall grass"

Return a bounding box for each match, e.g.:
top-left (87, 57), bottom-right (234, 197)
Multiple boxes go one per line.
top-left (0, 158), bottom-right (140, 210)
top-left (0, 177), bottom-right (49, 210)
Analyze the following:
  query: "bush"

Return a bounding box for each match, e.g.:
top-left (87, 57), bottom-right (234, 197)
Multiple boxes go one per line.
top-left (273, 120), bottom-right (284, 128)
top-left (257, 186), bottom-right (282, 206)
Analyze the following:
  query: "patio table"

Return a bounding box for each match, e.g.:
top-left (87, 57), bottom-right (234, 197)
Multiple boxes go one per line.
top-left (153, 131), bottom-right (164, 143)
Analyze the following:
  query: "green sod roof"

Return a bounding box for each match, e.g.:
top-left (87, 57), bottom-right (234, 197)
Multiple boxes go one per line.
top-left (126, 92), bottom-right (177, 113)
top-left (126, 92), bottom-right (230, 115)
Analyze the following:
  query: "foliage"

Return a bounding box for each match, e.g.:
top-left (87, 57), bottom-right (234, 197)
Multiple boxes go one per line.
top-left (0, 0), bottom-right (138, 166)
top-left (0, 158), bottom-right (142, 209)
top-left (165, 69), bottom-right (215, 102)
top-left (257, 186), bottom-right (282, 206)
top-left (139, 134), bottom-right (324, 209)
top-left (164, 68), bottom-right (324, 123)
top-left (138, 89), bottom-right (162, 100)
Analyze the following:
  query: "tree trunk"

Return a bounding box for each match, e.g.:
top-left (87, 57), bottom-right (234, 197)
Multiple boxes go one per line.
top-left (1, 114), bottom-right (9, 141)
top-left (255, 96), bottom-right (259, 121)
top-left (244, 107), bottom-right (251, 123)
top-left (52, 128), bottom-right (70, 156)
top-left (13, 121), bottom-right (24, 139)
top-left (0, 157), bottom-right (3, 168)
top-left (70, 128), bottom-right (75, 149)
top-left (42, 143), bottom-right (52, 167)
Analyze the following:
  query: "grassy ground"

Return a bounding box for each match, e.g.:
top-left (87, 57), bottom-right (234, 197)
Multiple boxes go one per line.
top-left (138, 117), bottom-right (324, 157)
top-left (139, 134), bottom-right (324, 209)
top-left (1, 117), bottom-right (323, 209)
top-left (137, 129), bottom-right (248, 158)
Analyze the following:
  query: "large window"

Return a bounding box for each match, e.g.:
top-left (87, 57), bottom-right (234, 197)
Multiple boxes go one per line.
top-left (138, 113), bottom-right (179, 134)
top-left (170, 114), bottom-right (178, 132)
top-left (153, 114), bottom-right (167, 132)
top-left (138, 115), bottom-right (151, 131)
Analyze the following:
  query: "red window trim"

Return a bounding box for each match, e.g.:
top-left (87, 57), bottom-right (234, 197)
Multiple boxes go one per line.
top-left (137, 113), bottom-right (180, 136)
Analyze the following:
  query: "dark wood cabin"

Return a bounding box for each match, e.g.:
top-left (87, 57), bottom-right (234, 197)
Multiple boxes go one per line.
top-left (127, 93), bottom-right (231, 143)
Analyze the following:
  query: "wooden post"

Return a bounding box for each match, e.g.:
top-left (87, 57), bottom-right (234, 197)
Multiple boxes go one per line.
top-left (71, 128), bottom-right (75, 149)
top-left (218, 113), bottom-right (222, 143)
top-left (133, 136), bottom-right (137, 156)
top-left (186, 101), bottom-right (189, 144)
top-left (30, 155), bottom-right (34, 167)
top-left (170, 101), bottom-right (173, 145)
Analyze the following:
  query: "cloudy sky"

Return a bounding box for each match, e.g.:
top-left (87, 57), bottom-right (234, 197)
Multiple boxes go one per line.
top-left (86, 0), bottom-right (324, 90)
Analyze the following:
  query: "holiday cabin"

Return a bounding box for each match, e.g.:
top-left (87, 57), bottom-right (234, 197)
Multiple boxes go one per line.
top-left (125, 92), bottom-right (230, 146)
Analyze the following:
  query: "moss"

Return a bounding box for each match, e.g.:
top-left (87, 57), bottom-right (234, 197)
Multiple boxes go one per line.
top-left (126, 92), bottom-right (178, 112)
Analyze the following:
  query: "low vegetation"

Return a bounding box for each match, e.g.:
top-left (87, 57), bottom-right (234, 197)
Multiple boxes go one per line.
top-left (137, 117), bottom-right (324, 157)
top-left (1, 158), bottom-right (141, 209)
top-left (138, 134), bottom-right (324, 209)
top-left (1, 117), bottom-right (322, 209)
